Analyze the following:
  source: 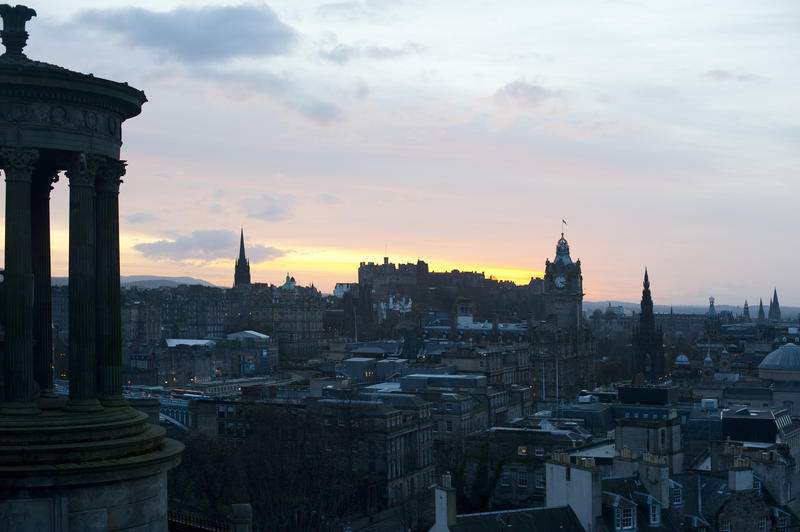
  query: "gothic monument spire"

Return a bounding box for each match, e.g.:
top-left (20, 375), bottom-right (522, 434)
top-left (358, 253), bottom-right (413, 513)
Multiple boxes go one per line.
top-left (633, 268), bottom-right (664, 381)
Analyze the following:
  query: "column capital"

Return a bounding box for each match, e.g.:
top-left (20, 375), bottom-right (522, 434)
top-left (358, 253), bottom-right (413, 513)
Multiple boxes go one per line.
top-left (95, 158), bottom-right (126, 193)
top-left (0, 147), bottom-right (39, 181)
top-left (65, 152), bottom-right (102, 187)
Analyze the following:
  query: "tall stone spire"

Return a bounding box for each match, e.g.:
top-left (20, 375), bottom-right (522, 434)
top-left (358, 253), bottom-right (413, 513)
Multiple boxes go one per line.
top-left (640, 268), bottom-right (654, 330)
top-left (633, 268), bottom-right (663, 381)
top-left (768, 287), bottom-right (781, 322)
top-left (742, 300), bottom-right (750, 322)
top-left (234, 228), bottom-right (251, 286)
top-left (758, 298), bottom-right (766, 322)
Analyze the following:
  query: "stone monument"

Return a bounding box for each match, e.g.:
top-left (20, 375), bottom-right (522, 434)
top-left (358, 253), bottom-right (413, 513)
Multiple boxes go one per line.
top-left (0, 5), bottom-right (182, 530)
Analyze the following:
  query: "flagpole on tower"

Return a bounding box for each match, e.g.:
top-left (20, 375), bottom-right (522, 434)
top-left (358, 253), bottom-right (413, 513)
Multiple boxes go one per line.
top-left (561, 219), bottom-right (567, 236)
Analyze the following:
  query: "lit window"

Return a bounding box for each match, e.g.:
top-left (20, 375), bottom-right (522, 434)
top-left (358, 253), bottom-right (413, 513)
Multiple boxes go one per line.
top-left (517, 470), bottom-right (528, 488)
top-left (517, 445), bottom-right (528, 456)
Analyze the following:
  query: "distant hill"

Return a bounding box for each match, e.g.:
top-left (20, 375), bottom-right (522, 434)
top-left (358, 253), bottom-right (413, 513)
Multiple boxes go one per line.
top-left (52, 275), bottom-right (218, 288)
top-left (585, 300), bottom-right (799, 320)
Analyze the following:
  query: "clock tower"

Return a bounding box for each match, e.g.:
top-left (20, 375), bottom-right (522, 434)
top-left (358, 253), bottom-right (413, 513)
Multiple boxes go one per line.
top-left (543, 233), bottom-right (583, 330)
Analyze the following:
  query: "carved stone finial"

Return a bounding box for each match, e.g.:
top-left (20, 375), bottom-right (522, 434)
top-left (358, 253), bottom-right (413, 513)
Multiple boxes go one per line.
top-left (0, 4), bottom-right (36, 57)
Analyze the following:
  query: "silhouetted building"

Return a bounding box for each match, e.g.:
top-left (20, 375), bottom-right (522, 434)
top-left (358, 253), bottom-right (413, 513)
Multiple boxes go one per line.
top-left (633, 269), bottom-right (665, 380)
top-left (769, 287), bottom-right (782, 322)
top-left (543, 233), bottom-right (583, 330)
top-left (234, 228), bottom-right (251, 287)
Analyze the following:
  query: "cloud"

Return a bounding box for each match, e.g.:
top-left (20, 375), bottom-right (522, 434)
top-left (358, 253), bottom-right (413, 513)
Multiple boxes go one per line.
top-left (703, 70), bottom-right (764, 83)
top-left (242, 194), bottom-right (294, 221)
top-left (355, 80), bottom-right (370, 99)
top-left (495, 80), bottom-right (559, 107)
top-left (125, 212), bottom-right (154, 224)
top-left (198, 67), bottom-right (343, 125)
top-left (319, 44), bottom-right (359, 64)
top-left (316, 0), bottom-right (405, 20)
top-left (318, 193), bottom-right (342, 204)
top-left (319, 41), bottom-right (421, 64)
top-left (134, 230), bottom-right (239, 261)
top-left (74, 5), bottom-right (297, 63)
top-left (317, 2), bottom-right (367, 20)
top-left (70, 6), bottom-right (343, 125)
top-left (247, 245), bottom-right (287, 263)
top-left (133, 229), bottom-right (285, 263)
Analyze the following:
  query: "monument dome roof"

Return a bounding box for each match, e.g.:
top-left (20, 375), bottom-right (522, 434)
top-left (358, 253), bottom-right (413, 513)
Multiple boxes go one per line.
top-left (675, 354), bottom-right (690, 365)
top-left (759, 343), bottom-right (800, 372)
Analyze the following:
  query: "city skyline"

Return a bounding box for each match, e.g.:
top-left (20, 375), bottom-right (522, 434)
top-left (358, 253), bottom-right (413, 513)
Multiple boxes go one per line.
top-left (1, 0), bottom-right (798, 304)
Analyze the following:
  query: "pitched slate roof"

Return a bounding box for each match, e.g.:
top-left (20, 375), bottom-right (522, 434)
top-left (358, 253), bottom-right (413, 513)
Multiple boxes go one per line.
top-left (454, 505), bottom-right (583, 532)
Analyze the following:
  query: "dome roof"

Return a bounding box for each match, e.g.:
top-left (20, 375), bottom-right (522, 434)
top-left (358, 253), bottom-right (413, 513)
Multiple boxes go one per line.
top-left (759, 343), bottom-right (800, 371)
top-left (675, 354), bottom-right (690, 365)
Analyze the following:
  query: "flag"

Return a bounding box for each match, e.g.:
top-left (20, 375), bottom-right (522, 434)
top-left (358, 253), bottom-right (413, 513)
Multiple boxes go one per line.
top-left (562, 219), bottom-right (567, 225)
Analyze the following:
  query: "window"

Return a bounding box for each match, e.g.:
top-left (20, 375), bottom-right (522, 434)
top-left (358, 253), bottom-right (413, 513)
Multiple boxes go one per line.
top-left (432, 421), bottom-right (438, 432)
top-left (753, 477), bottom-right (761, 493)
top-left (616, 507), bottom-right (634, 530)
top-left (446, 420), bottom-right (453, 432)
top-left (446, 402), bottom-right (453, 411)
top-left (621, 507), bottom-right (633, 529)
top-left (758, 516), bottom-right (767, 532)
top-left (719, 521), bottom-right (731, 532)
top-left (535, 471), bottom-right (545, 488)
top-left (778, 515), bottom-right (790, 532)
top-left (671, 486), bottom-right (683, 506)
top-left (517, 445), bottom-right (528, 456)
top-left (517, 470), bottom-right (528, 488)
top-left (501, 471), bottom-right (510, 487)
top-left (649, 502), bottom-right (661, 525)
top-left (535, 447), bottom-right (545, 457)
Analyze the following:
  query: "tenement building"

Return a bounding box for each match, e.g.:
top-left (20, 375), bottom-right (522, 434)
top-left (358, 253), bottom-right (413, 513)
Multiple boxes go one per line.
top-left (0, 8), bottom-right (181, 530)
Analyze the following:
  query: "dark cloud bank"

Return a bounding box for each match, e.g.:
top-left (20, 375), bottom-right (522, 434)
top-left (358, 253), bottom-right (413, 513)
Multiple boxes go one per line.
top-left (76, 5), bottom-right (297, 63)
top-left (134, 230), bottom-right (284, 264)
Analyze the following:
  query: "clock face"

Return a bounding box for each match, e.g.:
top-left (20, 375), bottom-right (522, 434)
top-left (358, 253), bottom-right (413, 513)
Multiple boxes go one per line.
top-left (554, 276), bottom-right (567, 289)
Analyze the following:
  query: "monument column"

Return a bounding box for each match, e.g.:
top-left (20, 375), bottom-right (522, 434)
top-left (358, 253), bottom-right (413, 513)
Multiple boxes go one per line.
top-left (65, 153), bottom-right (102, 412)
top-left (96, 157), bottom-right (126, 406)
top-left (0, 147), bottom-right (39, 414)
top-left (31, 162), bottom-right (58, 399)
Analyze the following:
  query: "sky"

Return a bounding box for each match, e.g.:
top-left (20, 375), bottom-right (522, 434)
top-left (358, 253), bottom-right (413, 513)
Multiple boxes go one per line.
top-left (2, 0), bottom-right (799, 305)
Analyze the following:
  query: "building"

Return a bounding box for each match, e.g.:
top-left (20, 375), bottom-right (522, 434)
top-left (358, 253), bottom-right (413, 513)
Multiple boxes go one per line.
top-left (234, 228), bottom-right (251, 287)
top-left (542, 232), bottom-right (584, 331)
top-left (429, 473), bottom-right (584, 532)
top-left (632, 269), bottom-right (665, 381)
top-left (0, 9), bottom-right (181, 530)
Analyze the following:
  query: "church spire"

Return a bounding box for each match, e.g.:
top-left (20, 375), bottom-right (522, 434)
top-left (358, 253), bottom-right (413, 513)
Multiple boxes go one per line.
top-left (768, 287), bottom-right (781, 322)
top-left (234, 228), bottom-right (251, 287)
top-left (758, 298), bottom-right (766, 322)
top-left (743, 300), bottom-right (750, 322)
top-left (238, 228), bottom-right (246, 262)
